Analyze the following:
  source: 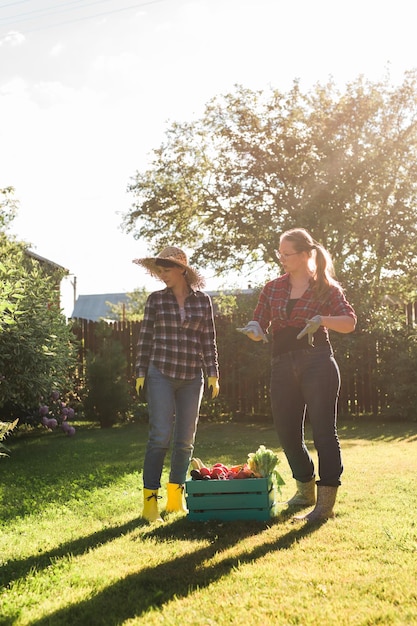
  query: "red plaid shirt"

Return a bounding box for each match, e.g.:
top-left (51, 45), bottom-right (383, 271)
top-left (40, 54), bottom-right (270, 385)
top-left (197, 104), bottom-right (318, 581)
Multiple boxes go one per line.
top-left (254, 273), bottom-right (356, 343)
top-left (136, 288), bottom-right (219, 380)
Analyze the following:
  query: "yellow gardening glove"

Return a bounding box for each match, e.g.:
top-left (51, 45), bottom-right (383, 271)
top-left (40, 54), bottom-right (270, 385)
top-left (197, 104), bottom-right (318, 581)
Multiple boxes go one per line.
top-left (208, 376), bottom-right (220, 399)
top-left (236, 320), bottom-right (268, 343)
top-left (135, 377), bottom-right (146, 401)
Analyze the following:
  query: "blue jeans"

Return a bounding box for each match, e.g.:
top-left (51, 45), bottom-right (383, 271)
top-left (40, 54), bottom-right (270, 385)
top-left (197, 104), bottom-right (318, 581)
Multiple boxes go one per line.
top-left (143, 363), bottom-right (204, 490)
top-left (270, 346), bottom-right (342, 487)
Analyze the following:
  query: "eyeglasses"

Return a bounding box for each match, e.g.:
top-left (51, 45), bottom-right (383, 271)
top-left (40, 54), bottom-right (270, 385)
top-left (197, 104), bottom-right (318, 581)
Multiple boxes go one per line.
top-left (275, 251), bottom-right (301, 260)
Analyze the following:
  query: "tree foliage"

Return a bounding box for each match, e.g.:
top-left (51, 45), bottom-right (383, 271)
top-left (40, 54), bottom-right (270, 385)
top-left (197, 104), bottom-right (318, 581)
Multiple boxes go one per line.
top-left (124, 71), bottom-right (417, 317)
top-left (106, 287), bottom-right (149, 321)
top-left (0, 187), bottom-right (18, 231)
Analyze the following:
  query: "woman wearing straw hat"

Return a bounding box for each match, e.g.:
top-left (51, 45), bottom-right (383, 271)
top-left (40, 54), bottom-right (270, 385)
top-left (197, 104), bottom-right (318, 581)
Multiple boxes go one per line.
top-left (133, 246), bottom-right (220, 522)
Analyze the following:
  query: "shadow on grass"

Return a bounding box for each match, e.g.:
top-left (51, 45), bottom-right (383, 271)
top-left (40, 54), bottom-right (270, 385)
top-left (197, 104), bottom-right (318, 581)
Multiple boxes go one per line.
top-left (19, 512), bottom-right (322, 626)
top-left (199, 419), bottom-right (417, 444)
top-left (1, 424), bottom-right (147, 524)
top-left (0, 517), bottom-right (144, 589)
top-left (338, 420), bottom-right (417, 443)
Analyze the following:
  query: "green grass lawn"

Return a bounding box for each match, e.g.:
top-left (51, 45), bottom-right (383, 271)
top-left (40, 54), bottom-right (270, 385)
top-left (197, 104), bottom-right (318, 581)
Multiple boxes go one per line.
top-left (1, 419), bottom-right (416, 626)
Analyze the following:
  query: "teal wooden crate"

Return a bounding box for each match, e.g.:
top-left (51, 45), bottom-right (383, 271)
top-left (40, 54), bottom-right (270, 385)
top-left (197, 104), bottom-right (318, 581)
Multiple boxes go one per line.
top-left (185, 477), bottom-right (275, 521)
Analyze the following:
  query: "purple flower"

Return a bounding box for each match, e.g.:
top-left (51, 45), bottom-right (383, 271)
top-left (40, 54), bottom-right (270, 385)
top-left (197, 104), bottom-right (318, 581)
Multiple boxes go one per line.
top-left (51, 390), bottom-right (60, 401)
top-left (39, 405), bottom-right (49, 416)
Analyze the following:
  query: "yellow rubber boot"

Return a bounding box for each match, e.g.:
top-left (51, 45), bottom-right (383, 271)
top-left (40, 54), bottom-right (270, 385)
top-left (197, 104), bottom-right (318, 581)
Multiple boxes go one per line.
top-left (142, 488), bottom-right (163, 522)
top-left (166, 483), bottom-right (187, 514)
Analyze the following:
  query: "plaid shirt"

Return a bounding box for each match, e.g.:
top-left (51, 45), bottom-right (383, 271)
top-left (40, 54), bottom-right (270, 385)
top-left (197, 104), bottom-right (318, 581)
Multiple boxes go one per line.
top-left (254, 273), bottom-right (356, 342)
top-left (135, 288), bottom-right (219, 380)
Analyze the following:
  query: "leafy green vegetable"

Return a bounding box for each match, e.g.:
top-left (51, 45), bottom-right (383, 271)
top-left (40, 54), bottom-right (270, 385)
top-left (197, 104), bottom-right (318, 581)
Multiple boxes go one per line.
top-left (247, 445), bottom-right (285, 490)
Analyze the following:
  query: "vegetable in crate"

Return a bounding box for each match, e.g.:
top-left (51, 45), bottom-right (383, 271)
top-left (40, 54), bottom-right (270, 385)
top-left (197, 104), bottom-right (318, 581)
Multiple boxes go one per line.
top-left (247, 445), bottom-right (285, 490)
top-left (234, 465), bottom-right (255, 479)
top-left (190, 469), bottom-right (205, 480)
top-left (190, 457), bottom-right (207, 470)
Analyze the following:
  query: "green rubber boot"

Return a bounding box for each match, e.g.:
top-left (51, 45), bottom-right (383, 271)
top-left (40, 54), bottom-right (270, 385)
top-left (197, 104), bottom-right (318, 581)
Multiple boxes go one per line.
top-left (287, 478), bottom-right (316, 507)
top-left (293, 485), bottom-right (338, 523)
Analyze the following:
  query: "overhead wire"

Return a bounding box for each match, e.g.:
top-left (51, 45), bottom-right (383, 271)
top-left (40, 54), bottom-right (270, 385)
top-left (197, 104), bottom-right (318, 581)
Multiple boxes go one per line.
top-left (0, 0), bottom-right (168, 33)
top-left (0, 0), bottom-right (119, 24)
top-left (0, 1), bottom-right (31, 9)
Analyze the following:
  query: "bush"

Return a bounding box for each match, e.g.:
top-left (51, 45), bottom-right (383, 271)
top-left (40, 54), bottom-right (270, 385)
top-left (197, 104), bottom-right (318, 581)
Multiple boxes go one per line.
top-left (333, 303), bottom-right (417, 420)
top-left (0, 418), bottom-right (18, 458)
top-left (83, 322), bottom-right (131, 428)
top-left (0, 235), bottom-right (78, 419)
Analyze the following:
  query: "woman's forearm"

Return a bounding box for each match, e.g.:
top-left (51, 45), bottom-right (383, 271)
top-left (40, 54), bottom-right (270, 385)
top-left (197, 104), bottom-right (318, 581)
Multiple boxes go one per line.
top-left (320, 315), bottom-right (356, 334)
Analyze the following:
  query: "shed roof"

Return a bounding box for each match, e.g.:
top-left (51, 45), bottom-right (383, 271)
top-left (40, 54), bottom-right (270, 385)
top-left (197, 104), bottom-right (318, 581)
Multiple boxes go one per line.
top-left (25, 250), bottom-right (69, 273)
top-left (71, 293), bottom-right (130, 321)
top-left (71, 289), bottom-right (254, 322)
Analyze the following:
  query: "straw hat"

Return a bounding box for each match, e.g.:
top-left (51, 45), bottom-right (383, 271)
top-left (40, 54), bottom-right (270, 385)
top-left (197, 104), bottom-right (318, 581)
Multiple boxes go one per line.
top-left (132, 246), bottom-right (205, 289)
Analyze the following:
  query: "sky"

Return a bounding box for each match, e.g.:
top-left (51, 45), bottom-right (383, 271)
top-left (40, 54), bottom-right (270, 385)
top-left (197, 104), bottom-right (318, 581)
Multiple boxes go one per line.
top-left (1, 0), bottom-right (416, 317)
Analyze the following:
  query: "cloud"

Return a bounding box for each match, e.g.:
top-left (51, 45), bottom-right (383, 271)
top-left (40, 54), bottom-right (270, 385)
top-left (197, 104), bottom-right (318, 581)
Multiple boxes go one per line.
top-left (49, 43), bottom-right (64, 57)
top-left (31, 80), bottom-right (81, 107)
top-left (153, 21), bottom-right (172, 34)
top-left (91, 51), bottom-right (141, 75)
top-left (0, 31), bottom-right (25, 47)
top-left (0, 76), bottom-right (28, 97)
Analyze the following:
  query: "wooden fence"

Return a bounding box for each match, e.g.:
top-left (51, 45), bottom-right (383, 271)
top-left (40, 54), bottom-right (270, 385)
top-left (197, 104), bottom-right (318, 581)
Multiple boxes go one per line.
top-left (70, 316), bottom-right (403, 419)
top-left (72, 318), bottom-right (141, 383)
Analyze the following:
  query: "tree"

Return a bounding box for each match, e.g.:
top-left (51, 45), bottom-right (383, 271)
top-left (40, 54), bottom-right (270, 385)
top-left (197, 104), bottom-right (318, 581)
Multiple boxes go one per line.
top-left (0, 187), bottom-right (18, 231)
top-left (123, 71), bottom-right (417, 315)
top-left (106, 287), bottom-right (149, 321)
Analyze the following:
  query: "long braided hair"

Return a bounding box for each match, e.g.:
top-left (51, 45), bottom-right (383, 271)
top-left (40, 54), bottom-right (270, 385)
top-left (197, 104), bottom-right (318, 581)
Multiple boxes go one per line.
top-left (279, 228), bottom-right (339, 300)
